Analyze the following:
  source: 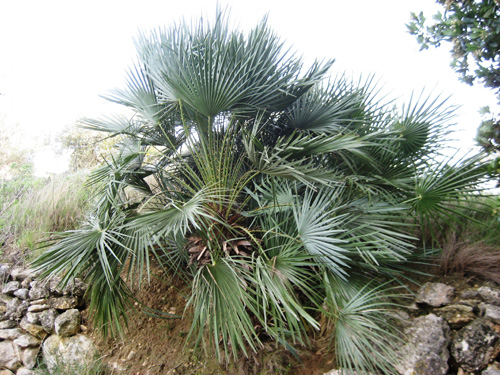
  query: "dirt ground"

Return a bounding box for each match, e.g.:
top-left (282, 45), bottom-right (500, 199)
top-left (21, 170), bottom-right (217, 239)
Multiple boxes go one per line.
top-left (88, 267), bottom-right (338, 375)
top-left (88, 262), bottom-right (496, 375)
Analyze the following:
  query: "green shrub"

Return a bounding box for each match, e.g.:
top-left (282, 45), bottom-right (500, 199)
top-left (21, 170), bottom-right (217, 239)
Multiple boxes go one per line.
top-left (33, 10), bottom-right (490, 373)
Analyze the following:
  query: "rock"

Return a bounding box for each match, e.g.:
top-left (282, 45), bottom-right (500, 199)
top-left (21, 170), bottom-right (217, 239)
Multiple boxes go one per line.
top-left (460, 289), bottom-right (479, 299)
top-left (483, 363), bottom-right (500, 375)
top-left (28, 298), bottom-right (47, 305)
top-left (415, 282), bottom-right (455, 307)
top-left (19, 279), bottom-right (32, 290)
top-left (396, 314), bottom-right (450, 375)
top-left (28, 281), bottom-right (49, 300)
top-left (480, 303), bottom-right (500, 324)
top-left (0, 293), bottom-right (14, 305)
top-left (24, 312), bottom-right (40, 325)
top-left (54, 309), bottom-right (80, 337)
top-left (0, 320), bottom-right (17, 329)
top-left (42, 334), bottom-right (99, 374)
top-left (0, 340), bottom-right (21, 371)
top-left (16, 368), bottom-right (37, 375)
top-left (450, 319), bottom-right (500, 372)
top-left (458, 299), bottom-right (482, 309)
top-left (5, 298), bottom-right (29, 320)
top-left (13, 289), bottom-right (29, 300)
top-left (21, 347), bottom-right (39, 370)
top-left (0, 328), bottom-right (23, 340)
top-left (66, 278), bottom-right (86, 297)
top-left (48, 277), bottom-right (86, 297)
top-left (479, 286), bottom-right (500, 305)
top-left (435, 304), bottom-right (476, 329)
top-left (0, 370), bottom-right (15, 375)
top-left (13, 334), bottom-right (41, 348)
top-left (27, 304), bottom-right (49, 313)
top-left (19, 317), bottom-right (47, 340)
top-left (49, 296), bottom-right (78, 310)
top-left (127, 350), bottom-right (137, 361)
top-left (108, 360), bottom-right (129, 373)
top-left (2, 281), bottom-right (20, 295)
top-left (39, 309), bottom-right (58, 334)
top-left (0, 264), bottom-right (11, 281)
top-left (48, 276), bottom-right (64, 294)
top-left (10, 268), bottom-right (37, 282)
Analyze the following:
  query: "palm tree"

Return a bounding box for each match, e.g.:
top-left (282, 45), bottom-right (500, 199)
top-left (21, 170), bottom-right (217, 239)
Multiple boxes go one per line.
top-left (34, 11), bottom-right (488, 373)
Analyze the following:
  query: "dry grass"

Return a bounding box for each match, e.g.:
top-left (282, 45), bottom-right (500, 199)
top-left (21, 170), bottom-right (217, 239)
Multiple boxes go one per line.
top-left (1, 172), bottom-right (92, 255)
top-left (439, 232), bottom-right (500, 284)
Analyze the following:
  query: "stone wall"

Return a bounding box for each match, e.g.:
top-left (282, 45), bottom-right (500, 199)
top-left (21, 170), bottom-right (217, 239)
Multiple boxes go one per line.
top-left (396, 282), bottom-right (500, 375)
top-left (0, 264), bottom-right (97, 375)
top-left (324, 281), bottom-right (500, 375)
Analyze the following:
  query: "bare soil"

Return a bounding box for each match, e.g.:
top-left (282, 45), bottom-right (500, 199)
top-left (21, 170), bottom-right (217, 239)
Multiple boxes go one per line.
top-left (88, 267), bottom-right (337, 375)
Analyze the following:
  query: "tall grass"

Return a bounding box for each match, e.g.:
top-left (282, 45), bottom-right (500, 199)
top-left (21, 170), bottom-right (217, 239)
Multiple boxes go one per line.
top-left (421, 196), bottom-right (500, 283)
top-left (0, 171), bottom-right (92, 253)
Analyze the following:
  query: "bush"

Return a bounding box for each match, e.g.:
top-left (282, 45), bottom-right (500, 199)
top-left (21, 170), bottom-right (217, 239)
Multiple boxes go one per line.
top-left (33, 10), bottom-right (490, 373)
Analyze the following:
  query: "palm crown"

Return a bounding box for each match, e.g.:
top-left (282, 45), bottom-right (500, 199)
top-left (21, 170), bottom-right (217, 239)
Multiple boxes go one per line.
top-left (34, 11), bottom-right (488, 373)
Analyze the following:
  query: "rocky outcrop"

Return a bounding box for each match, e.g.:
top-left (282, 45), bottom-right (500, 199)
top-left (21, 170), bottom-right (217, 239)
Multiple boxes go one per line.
top-left (0, 264), bottom-right (93, 374)
top-left (396, 314), bottom-right (451, 375)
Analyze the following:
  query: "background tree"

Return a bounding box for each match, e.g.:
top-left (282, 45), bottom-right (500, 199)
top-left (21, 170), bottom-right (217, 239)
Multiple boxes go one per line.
top-left (407, 0), bottom-right (500, 176)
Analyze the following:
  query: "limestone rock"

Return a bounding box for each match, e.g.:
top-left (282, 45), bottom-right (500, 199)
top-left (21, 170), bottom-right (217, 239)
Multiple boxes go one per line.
top-left (435, 304), bottom-right (476, 329)
top-left (19, 317), bottom-right (47, 340)
top-left (54, 309), bottom-right (80, 337)
top-left (481, 303), bottom-right (500, 324)
top-left (0, 328), bottom-right (23, 340)
top-left (396, 314), bottom-right (450, 375)
top-left (479, 286), bottom-right (500, 305)
top-left (2, 281), bottom-right (20, 295)
top-left (13, 289), bottom-right (29, 300)
top-left (27, 304), bottom-right (49, 313)
top-left (42, 334), bottom-right (98, 374)
top-left (450, 319), bottom-right (500, 372)
top-left (0, 370), bottom-right (15, 375)
top-left (48, 276), bottom-right (64, 295)
top-left (29, 298), bottom-right (47, 305)
top-left (24, 312), bottom-right (40, 325)
top-left (13, 334), bottom-right (41, 348)
top-left (19, 278), bottom-right (32, 290)
top-left (49, 296), bottom-right (78, 310)
top-left (16, 368), bottom-right (37, 375)
top-left (0, 264), bottom-right (11, 281)
top-left (10, 268), bottom-right (37, 282)
top-left (460, 289), bottom-right (479, 299)
top-left (0, 320), bottom-right (17, 329)
top-left (28, 281), bottom-right (49, 300)
top-left (48, 277), bottom-right (86, 297)
top-left (21, 347), bottom-right (39, 369)
top-left (415, 282), bottom-right (455, 307)
top-left (5, 298), bottom-right (29, 320)
top-left (0, 340), bottom-right (21, 371)
top-left (39, 309), bottom-right (58, 334)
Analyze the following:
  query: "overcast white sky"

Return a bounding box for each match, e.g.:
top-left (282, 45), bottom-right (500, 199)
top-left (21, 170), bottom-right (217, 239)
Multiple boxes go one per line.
top-left (1, 0), bottom-right (498, 156)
